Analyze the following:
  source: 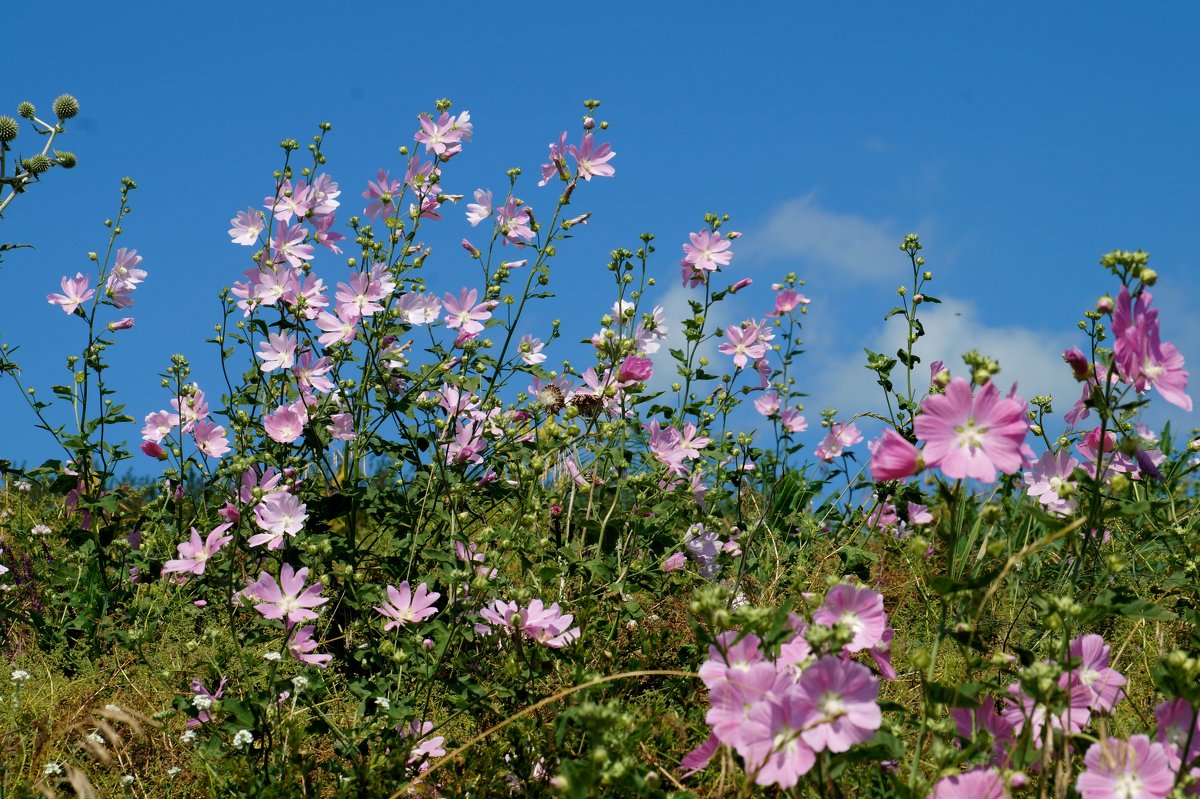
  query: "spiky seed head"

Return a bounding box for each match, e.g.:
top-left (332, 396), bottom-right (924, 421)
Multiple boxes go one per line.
top-left (0, 116), bottom-right (17, 142)
top-left (52, 94), bottom-right (80, 119)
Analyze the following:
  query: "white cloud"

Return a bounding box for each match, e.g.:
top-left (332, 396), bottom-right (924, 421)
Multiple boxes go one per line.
top-left (806, 296), bottom-right (1079, 430)
top-left (742, 194), bottom-right (912, 281)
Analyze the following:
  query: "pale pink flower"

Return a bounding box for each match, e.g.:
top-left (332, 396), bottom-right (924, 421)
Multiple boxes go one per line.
top-left (1076, 735), bottom-right (1173, 799)
top-left (755, 392), bottom-right (781, 417)
top-left (519, 334), bottom-right (546, 366)
top-left (767, 289), bottom-right (810, 318)
top-left (229, 207), bottom-right (265, 245)
top-left (813, 584), bottom-right (887, 653)
top-left (271, 222), bottom-right (314, 268)
top-left (288, 624), bottom-right (331, 668)
top-left (327, 412), bottom-right (356, 441)
top-left (247, 564), bottom-right (327, 627)
top-left (251, 491), bottom-right (307, 547)
top-left (814, 422), bottom-right (863, 462)
top-left (781, 409), bottom-right (807, 433)
top-left (567, 132), bottom-right (615, 180)
top-left (375, 582), bottom-right (441, 629)
top-left (142, 410), bottom-right (180, 444)
top-left (741, 691), bottom-right (817, 788)
top-left (315, 308), bottom-right (360, 346)
top-left (928, 769), bottom-right (1008, 799)
top-left (193, 420), bottom-right (230, 458)
top-left (719, 323), bottom-right (769, 369)
top-left (618, 355), bottom-right (653, 383)
top-left (362, 168), bottom-right (401, 220)
top-left (682, 230), bottom-right (732, 272)
top-left (794, 656), bottom-right (881, 753)
top-left (1065, 634), bottom-right (1126, 713)
top-left (914, 378), bottom-right (1028, 482)
top-left (395, 292), bottom-right (442, 326)
top-left (263, 405), bottom-right (305, 444)
top-left (312, 214), bottom-right (344, 253)
top-left (1023, 449), bottom-right (1079, 516)
top-left (161, 523), bottom-right (233, 577)
top-left (443, 287), bottom-right (495, 338)
top-left (308, 173), bottom-right (341, 216)
top-left (48, 272), bottom-right (94, 314)
top-left (257, 332), bottom-right (298, 372)
top-left (538, 131), bottom-right (568, 186)
top-left (662, 552), bottom-right (687, 572)
top-left (466, 188), bottom-right (492, 226)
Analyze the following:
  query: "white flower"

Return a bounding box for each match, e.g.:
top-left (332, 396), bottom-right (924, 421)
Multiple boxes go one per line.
top-left (262, 651), bottom-right (282, 661)
top-left (121, 775), bottom-right (135, 785)
top-left (43, 762), bottom-right (63, 777)
top-left (15, 480), bottom-right (31, 492)
top-left (191, 694), bottom-right (213, 710)
top-left (232, 729), bottom-right (253, 750)
top-left (10, 670), bottom-right (31, 683)
top-left (88, 731), bottom-right (105, 744)
top-left (374, 697), bottom-right (390, 710)
top-left (290, 675), bottom-right (309, 692)
top-left (167, 767), bottom-right (181, 776)
top-left (181, 730), bottom-right (197, 744)
top-left (31, 524), bottom-right (51, 536)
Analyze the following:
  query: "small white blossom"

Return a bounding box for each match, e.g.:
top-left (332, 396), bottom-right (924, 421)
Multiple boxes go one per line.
top-left (290, 675), bottom-right (309, 692)
top-left (43, 762), bottom-right (63, 777)
top-left (121, 774), bottom-right (135, 785)
top-left (374, 697), bottom-right (390, 710)
top-left (10, 670), bottom-right (31, 683)
top-left (262, 651), bottom-right (282, 661)
top-left (167, 767), bottom-right (181, 776)
top-left (181, 730), bottom-right (197, 744)
top-left (191, 694), bottom-right (213, 710)
top-left (15, 480), bottom-right (31, 492)
top-left (232, 729), bottom-right (253, 750)
top-left (31, 524), bottom-right (52, 536)
top-left (88, 731), bottom-right (105, 745)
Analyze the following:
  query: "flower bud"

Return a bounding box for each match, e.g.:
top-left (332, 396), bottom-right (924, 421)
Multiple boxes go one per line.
top-left (728, 277), bottom-right (752, 294)
top-left (17, 102), bottom-right (35, 120)
top-left (0, 116), bottom-right (17, 142)
top-left (54, 150), bottom-right (77, 169)
top-left (107, 317), bottom-right (135, 331)
top-left (141, 441), bottom-right (167, 460)
top-left (460, 238), bottom-right (480, 258)
top-left (1096, 295), bottom-right (1114, 314)
top-left (1062, 346), bottom-right (1091, 381)
top-left (23, 154), bottom-right (52, 174)
top-left (1140, 268), bottom-right (1157, 286)
top-left (52, 94), bottom-right (80, 120)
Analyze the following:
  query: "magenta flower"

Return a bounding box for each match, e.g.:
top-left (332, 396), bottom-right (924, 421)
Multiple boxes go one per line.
top-left (868, 428), bottom-right (922, 482)
top-left (567, 132), bottom-right (616, 180)
top-left (1002, 679), bottom-right (1091, 740)
top-left (47, 272), bottom-right (95, 315)
top-left (813, 584), bottom-right (887, 653)
top-left (374, 581), bottom-right (441, 630)
top-left (794, 656), bottom-right (881, 753)
top-left (247, 564), bottom-right (327, 627)
top-left (914, 378), bottom-right (1028, 482)
top-left (928, 769), bottom-right (1008, 799)
top-left (1077, 735), bottom-right (1173, 799)
top-left (951, 698), bottom-right (1015, 767)
top-left (814, 422), bottom-right (863, 463)
top-left (161, 523), bottom-right (233, 578)
top-left (617, 355), bottom-right (653, 383)
top-left (682, 229), bottom-right (733, 272)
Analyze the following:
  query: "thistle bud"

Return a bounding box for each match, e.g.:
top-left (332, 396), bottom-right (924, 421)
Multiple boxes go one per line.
top-left (16, 102), bottom-right (35, 120)
top-left (52, 94), bottom-right (80, 120)
top-left (0, 116), bottom-right (17, 142)
top-left (54, 150), bottom-right (77, 168)
top-left (23, 154), bottom-right (52, 174)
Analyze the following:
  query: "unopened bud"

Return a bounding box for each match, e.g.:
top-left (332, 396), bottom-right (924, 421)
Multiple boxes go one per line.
top-left (461, 238), bottom-right (480, 258)
top-left (107, 317), bottom-right (135, 331)
top-left (0, 116), bottom-right (17, 142)
top-left (52, 94), bottom-right (80, 120)
top-left (1096, 295), bottom-right (1114, 314)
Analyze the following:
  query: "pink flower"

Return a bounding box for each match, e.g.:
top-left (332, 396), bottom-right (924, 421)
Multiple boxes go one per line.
top-left (374, 581), bottom-right (441, 629)
top-left (538, 132), bottom-right (569, 186)
top-left (812, 584), bottom-right (887, 653)
top-left (193, 420), bottom-right (230, 458)
top-left (315, 308), bottom-right (360, 346)
top-left (928, 769), bottom-right (1008, 799)
top-left (247, 564), bottom-right (327, 627)
top-left (617, 355), bottom-right (653, 383)
top-left (868, 428), bottom-right (922, 482)
top-left (142, 410), bottom-right (180, 444)
top-left (1076, 735), bottom-right (1173, 799)
top-left (48, 272), bottom-right (95, 315)
top-left (718, 323), bottom-right (769, 369)
top-left (767, 289), bottom-right (810, 317)
top-left (263, 405), bottom-right (305, 444)
top-left (478, 599), bottom-right (580, 648)
top-left (1155, 699), bottom-right (1200, 771)
top-left (682, 230), bottom-right (732, 272)
top-left (466, 188), bottom-right (492, 226)
top-left (251, 491), bottom-right (307, 548)
top-left (1002, 679), bottom-right (1091, 740)
top-left (661, 552), bottom-right (687, 572)
top-left (567, 132), bottom-right (616, 180)
top-left (229, 207), bottom-right (265, 245)
top-left (1023, 449), bottom-right (1079, 516)
top-left (288, 625), bottom-right (331, 668)
top-left (814, 422), bottom-right (863, 462)
top-left (518, 334), bottom-right (546, 366)
top-left (755, 392), bottom-right (781, 417)
top-left (914, 378), bottom-right (1028, 482)
top-left (741, 691), bottom-right (817, 788)
top-left (271, 222), bottom-right (314, 268)
top-left (362, 168), bottom-right (401, 220)
top-left (1112, 286), bottom-right (1192, 411)
top-left (1065, 634), bottom-right (1126, 713)
top-left (161, 523), bottom-right (233, 578)
top-left (780, 409), bottom-right (807, 433)
top-left (443, 287), bottom-right (495, 338)
top-left (794, 656), bottom-right (881, 753)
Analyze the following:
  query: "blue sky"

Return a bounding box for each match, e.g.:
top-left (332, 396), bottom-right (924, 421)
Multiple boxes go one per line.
top-left (2, 2), bottom-right (1197, 470)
